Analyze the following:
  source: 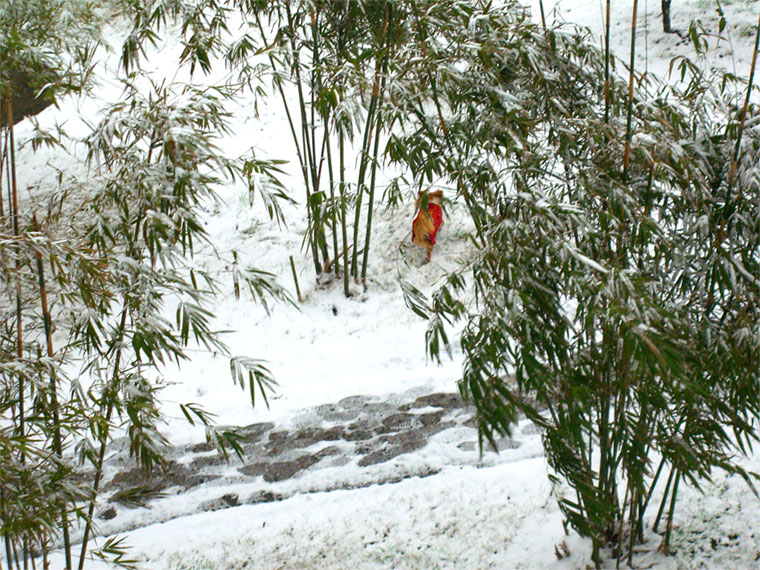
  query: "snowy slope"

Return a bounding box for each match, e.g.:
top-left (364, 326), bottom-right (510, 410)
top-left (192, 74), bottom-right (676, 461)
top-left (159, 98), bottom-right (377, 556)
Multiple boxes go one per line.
top-left (13, 0), bottom-right (760, 568)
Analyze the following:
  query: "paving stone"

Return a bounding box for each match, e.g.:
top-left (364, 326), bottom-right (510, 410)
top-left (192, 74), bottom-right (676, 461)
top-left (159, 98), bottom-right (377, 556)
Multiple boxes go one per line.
top-left (239, 454), bottom-right (320, 482)
top-left (357, 431), bottom-right (427, 467)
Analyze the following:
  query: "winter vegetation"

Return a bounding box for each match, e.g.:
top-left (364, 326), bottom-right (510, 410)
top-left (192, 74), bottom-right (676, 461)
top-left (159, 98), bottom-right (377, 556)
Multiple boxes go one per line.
top-left (1, 0), bottom-right (760, 568)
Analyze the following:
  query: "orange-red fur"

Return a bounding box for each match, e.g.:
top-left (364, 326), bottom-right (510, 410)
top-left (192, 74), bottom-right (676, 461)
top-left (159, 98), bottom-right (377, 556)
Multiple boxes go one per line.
top-left (412, 190), bottom-right (444, 263)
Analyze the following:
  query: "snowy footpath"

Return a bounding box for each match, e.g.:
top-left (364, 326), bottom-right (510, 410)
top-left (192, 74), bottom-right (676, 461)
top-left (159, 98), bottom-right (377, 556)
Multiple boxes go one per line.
top-left (91, 390), bottom-right (560, 569)
top-left (80, 386), bottom-right (760, 570)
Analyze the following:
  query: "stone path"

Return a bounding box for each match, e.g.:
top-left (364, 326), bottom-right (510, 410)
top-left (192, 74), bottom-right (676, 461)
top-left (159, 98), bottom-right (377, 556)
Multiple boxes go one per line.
top-left (96, 389), bottom-right (542, 533)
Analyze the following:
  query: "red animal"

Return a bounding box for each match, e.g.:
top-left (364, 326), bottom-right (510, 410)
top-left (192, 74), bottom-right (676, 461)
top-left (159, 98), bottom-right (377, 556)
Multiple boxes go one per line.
top-left (412, 190), bottom-right (444, 263)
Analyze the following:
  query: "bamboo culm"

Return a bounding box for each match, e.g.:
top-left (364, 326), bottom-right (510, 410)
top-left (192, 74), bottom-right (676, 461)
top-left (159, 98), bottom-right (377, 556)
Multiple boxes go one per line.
top-left (32, 213), bottom-right (72, 569)
top-left (623, 0), bottom-right (639, 173)
top-left (77, 306), bottom-right (129, 570)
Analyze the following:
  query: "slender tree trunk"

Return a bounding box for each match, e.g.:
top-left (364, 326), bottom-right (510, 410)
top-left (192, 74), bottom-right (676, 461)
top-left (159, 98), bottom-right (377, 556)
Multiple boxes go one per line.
top-left (349, 92), bottom-right (379, 280)
top-left (663, 470), bottom-right (681, 554)
top-left (325, 120), bottom-right (340, 276)
top-left (661, 0), bottom-right (672, 34)
top-left (33, 214), bottom-right (72, 569)
top-left (6, 84), bottom-right (24, 456)
top-left (1, 129), bottom-right (7, 218)
top-left (604, 0), bottom-right (612, 124)
top-left (339, 130), bottom-right (349, 297)
top-left (717, 7), bottom-right (760, 245)
top-left (361, 38), bottom-right (391, 287)
top-left (77, 306), bottom-right (129, 570)
top-left (623, 0), bottom-right (639, 173)
top-left (538, 0), bottom-right (547, 30)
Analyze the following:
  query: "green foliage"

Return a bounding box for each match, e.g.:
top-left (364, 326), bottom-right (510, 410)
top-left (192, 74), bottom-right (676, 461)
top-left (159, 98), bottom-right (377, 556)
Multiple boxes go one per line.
top-left (0, 9), bottom-right (291, 567)
top-left (123, 0), bottom-right (425, 292)
top-left (394, 1), bottom-right (760, 566)
top-left (0, 0), bottom-right (100, 115)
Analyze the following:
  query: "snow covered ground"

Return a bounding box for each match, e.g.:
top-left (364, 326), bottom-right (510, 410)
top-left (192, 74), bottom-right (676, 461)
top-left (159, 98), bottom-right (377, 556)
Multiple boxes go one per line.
top-left (13, 0), bottom-right (760, 568)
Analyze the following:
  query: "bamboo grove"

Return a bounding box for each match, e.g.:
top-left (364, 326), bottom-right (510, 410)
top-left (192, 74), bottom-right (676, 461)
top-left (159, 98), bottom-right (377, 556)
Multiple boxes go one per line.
top-left (2, 0), bottom-right (760, 568)
top-left (400, 1), bottom-right (760, 567)
top-left (1, 1), bottom-right (287, 568)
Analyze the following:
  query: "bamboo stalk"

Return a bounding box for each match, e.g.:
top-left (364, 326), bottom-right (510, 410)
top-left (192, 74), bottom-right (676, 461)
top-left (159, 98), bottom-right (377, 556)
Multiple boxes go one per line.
top-left (349, 91), bottom-right (379, 279)
top-left (616, 481), bottom-right (630, 566)
top-left (663, 470), bottom-right (681, 554)
top-left (285, 3), bottom-right (323, 275)
top-left (538, 0), bottom-right (547, 31)
top-left (661, 0), bottom-right (672, 34)
top-left (32, 214), bottom-right (72, 568)
top-left (77, 306), bottom-right (128, 570)
top-left (350, 30), bottom-right (388, 278)
top-left (6, 83), bottom-right (24, 456)
top-left (4, 516), bottom-right (12, 570)
top-left (1, 129), bottom-right (7, 218)
top-left (604, 0), bottom-right (611, 124)
top-left (11, 539), bottom-right (20, 570)
top-left (254, 11), bottom-right (320, 273)
top-left (339, 129), bottom-right (349, 297)
top-left (627, 490), bottom-right (637, 566)
top-left (3, 531), bottom-right (11, 570)
top-left (307, 4), bottom-right (330, 270)
top-left (353, 4), bottom-right (391, 282)
top-left (653, 465), bottom-right (675, 533)
top-left (726, 8), bottom-right (760, 191)
top-left (289, 255), bottom-right (303, 302)
top-left (337, 24), bottom-right (350, 297)
top-left (324, 117), bottom-right (340, 276)
top-left (623, 0), bottom-right (639, 173)
top-left (360, 122), bottom-right (383, 288)
top-left (361, 18), bottom-right (391, 287)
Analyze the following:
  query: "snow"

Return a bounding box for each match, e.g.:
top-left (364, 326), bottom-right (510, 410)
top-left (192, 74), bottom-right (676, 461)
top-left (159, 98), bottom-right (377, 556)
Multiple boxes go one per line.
top-left (12, 1), bottom-right (760, 568)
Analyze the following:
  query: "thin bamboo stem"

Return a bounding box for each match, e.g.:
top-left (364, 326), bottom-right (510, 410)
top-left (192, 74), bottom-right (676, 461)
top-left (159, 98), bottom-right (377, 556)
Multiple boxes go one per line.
top-left (350, 92), bottom-right (379, 279)
top-left (538, 0), bottom-right (547, 30)
top-left (289, 255), bottom-right (302, 302)
top-left (653, 465), bottom-right (675, 533)
top-left (360, 118), bottom-right (383, 287)
top-left (6, 84), bottom-right (24, 457)
top-left (623, 0), bottom-right (639, 173)
top-left (726, 7), bottom-right (760, 192)
top-left (4, 523), bottom-right (12, 570)
top-left (641, 454), bottom-right (666, 522)
top-left (254, 11), bottom-right (320, 273)
top-left (11, 539), bottom-right (20, 570)
top-left (1, 129), bottom-right (7, 218)
top-left (285, 3), bottom-right (322, 275)
top-left (361, 35), bottom-right (390, 287)
top-left (77, 306), bottom-right (129, 570)
top-left (339, 129), bottom-right (349, 297)
top-left (2, 523), bottom-right (10, 570)
top-left (325, 117), bottom-right (339, 276)
top-left (604, 0), bottom-right (611, 125)
top-left (663, 470), bottom-right (681, 554)
top-left (32, 214), bottom-right (71, 569)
